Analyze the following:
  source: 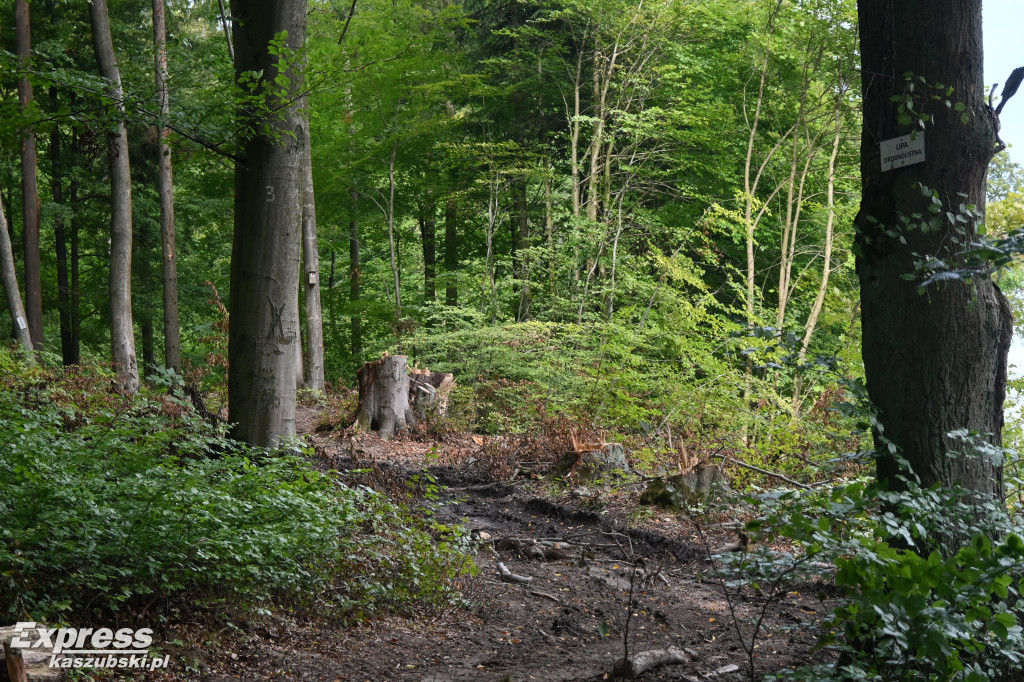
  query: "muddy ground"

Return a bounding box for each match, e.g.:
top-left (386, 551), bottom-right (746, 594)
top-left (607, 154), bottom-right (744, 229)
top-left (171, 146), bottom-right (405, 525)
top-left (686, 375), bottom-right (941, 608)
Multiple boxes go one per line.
top-left (132, 414), bottom-right (837, 681)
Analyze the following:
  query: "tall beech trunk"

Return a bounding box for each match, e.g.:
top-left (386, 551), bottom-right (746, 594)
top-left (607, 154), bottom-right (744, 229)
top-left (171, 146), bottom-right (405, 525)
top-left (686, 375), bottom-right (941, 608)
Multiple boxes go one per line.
top-left (515, 178), bottom-right (531, 321)
top-left (444, 196), bottom-right (457, 306)
top-left (50, 89), bottom-right (74, 365)
top-left (856, 0), bottom-right (1012, 497)
top-left (0, 192), bottom-right (33, 357)
top-left (228, 0), bottom-right (306, 446)
top-left (153, 0), bottom-right (181, 373)
top-left (16, 0), bottom-right (42, 352)
top-left (302, 133), bottom-right (325, 391)
top-left (349, 186), bottom-right (362, 360)
top-left (90, 0), bottom-right (139, 393)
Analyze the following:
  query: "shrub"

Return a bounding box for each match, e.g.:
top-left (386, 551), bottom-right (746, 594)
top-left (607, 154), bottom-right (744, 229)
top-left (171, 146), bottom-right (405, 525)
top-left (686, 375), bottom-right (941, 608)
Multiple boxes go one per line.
top-left (0, 357), bottom-right (473, 623)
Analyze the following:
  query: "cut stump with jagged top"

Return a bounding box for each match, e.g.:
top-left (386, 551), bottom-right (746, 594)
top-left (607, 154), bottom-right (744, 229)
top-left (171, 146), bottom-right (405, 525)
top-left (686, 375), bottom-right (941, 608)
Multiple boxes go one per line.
top-left (355, 355), bottom-right (416, 440)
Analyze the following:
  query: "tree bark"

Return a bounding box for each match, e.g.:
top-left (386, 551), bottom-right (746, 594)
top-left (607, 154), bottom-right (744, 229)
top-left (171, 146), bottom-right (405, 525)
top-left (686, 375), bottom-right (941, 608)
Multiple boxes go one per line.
top-left (153, 0), bottom-right (181, 373)
top-left (302, 130), bottom-right (325, 391)
top-left (420, 199), bottom-right (436, 303)
top-left (16, 0), bottom-right (42, 353)
top-left (856, 0), bottom-right (1012, 497)
top-left (515, 177), bottom-right (531, 322)
top-left (0, 187), bottom-right (33, 357)
top-left (349, 185), bottom-right (362, 360)
top-left (444, 196), bottom-right (458, 306)
top-left (228, 0), bottom-right (306, 446)
top-left (90, 0), bottom-right (139, 393)
top-left (50, 88), bottom-right (74, 366)
top-left (355, 355), bottom-right (415, 440)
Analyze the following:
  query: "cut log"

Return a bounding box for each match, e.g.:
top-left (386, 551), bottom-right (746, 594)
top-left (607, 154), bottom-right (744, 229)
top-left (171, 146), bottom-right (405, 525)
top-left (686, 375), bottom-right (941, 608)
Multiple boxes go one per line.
top-left (354, 355), bottom-right (416, 440)
top-left (612, 646), bottom-right (691, 679)
top-left (1, 624), bottom-right (69, 681)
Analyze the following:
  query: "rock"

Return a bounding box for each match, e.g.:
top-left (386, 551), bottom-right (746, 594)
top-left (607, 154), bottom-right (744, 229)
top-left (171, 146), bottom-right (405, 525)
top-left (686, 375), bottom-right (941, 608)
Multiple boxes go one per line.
top-left (555, 443), bottom-right (630, 483)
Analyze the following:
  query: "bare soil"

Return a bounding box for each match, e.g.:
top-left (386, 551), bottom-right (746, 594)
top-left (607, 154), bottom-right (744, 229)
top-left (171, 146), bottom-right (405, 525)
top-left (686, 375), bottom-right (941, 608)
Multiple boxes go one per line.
top-left (131, 409), bottom-right (837, 681)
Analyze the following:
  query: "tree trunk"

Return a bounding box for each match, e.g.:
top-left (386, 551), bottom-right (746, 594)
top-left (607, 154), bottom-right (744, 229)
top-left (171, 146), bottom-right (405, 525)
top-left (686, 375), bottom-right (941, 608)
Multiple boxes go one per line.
top-left (444, 196), bottom-right (458, 306)
top-left (856, 0), bottom-right (1012, 497)
top-left (0, 188), bottom-right (33, 357)
top-left (355, 355), bottom-right (416, 440)
top-left (515, 177), bottom-right (531, 322)
top-left (302, 130), bottom-right (325, 391)
top-left (153, 0), bottom-right (181, 373)
top-left (227, 0), bottom-right (306, 446)
top-left (385, 141), bottom-right (401, 321)
top-left (50, 88), bottom-right (74, 366)
top-left (90, 0), bottom-right (139, 394)
top-left (420, 200), bottom-right (436, 303)
top-left (349, 185), bottom-right (362, 360)
top-left (793, 96), bottom-right (843, 414)
top-left (69, 140), bottom-right (81, 363)
top-left (16, 0), bottom-right (42, 353)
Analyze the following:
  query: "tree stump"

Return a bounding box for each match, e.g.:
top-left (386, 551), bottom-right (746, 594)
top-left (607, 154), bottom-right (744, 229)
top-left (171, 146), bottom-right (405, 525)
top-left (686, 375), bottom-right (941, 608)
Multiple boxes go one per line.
top-left (409, 366), bottom-right (455, 420)
top-left (355, 355), bottom-right (416, 440)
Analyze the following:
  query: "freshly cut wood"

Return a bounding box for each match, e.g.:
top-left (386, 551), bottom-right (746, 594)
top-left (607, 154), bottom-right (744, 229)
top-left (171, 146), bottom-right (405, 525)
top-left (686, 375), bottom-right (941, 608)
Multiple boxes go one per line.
top-left (1, 624), bottom-right (69, 681)
top-left (354, 355), bottom-right (416, 440)
top-left (612, 646), bottom-right (691, 679)
top-left (409, 365), bottom-right (454, 419)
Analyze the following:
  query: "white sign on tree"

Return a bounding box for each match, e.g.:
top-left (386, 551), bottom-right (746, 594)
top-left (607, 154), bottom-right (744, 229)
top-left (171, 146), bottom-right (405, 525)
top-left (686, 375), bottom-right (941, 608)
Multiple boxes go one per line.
top-left (880, 133), bottom-right (926, 171)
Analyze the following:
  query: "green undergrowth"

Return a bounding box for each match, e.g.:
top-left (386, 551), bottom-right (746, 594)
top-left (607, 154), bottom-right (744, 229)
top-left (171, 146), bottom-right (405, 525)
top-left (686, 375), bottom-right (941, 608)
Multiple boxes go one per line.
top-left (0, 349), bottom-right (474, 624)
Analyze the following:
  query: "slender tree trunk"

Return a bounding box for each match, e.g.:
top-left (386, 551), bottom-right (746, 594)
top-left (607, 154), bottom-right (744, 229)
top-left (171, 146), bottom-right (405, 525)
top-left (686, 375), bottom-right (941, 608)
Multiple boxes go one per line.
top-left (90, 0), bottom-right (139, 393)
top-left (153, 0), bottom-right (181, 373)
top-left (0, 190), bottom-right (33, 357)
top-left (856, 0), bottom-right (1012, 497)
top-left (444, 196), bottom-right (457, 306)
top-left (420, 200), bottom-right (436, 303)
top-left (217, 0), bottom-right (235, 60)
top-left (50, 89), bottom-right (73, 365)
top-left (544, 169), bottom-right (555, 305)
top-left (16, 0), bottom-right (42, 352)
top-left (512, 178), bottom-right (530, 321)
top-left (302, 131), bottom-right (325, 391)
top-left (385, 141), bottom-right (401, 321)
top-left (570, 51), bottom-right (583, 218)
top-left (69, 140), bottom-right (81, 363)
top-left (793, 100), bottom-right (843, 414)
top-left (228, 0), bottom-right (306, 446)
top-left (348, 185), bottom-right (362, 361)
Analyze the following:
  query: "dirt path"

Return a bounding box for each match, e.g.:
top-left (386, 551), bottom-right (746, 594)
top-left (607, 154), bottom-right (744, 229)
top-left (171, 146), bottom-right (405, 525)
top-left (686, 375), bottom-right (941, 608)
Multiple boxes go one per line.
top-left (140, 413), bottom-right (833, 681)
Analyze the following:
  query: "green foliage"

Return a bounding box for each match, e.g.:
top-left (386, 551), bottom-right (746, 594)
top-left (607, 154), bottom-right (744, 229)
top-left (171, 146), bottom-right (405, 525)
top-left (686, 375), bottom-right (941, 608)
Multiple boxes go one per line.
top-left (0, 358), bottom-right (473, 623)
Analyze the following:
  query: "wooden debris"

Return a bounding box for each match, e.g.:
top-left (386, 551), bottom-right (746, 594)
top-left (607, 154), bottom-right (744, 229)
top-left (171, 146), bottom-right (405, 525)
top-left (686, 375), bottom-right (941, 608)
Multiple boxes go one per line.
top-left (495, 561), bottom-right (532, 584)
top-left (1, 624), bottom-right (69, 681)
top-left (612, 646), bottom-right (692, 678)
top-left (528, 590), bottom-right (563, 606)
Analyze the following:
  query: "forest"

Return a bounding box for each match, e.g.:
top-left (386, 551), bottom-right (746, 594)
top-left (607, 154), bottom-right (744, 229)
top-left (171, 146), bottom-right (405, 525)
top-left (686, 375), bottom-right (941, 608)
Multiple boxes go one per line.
top-left (2, 0), bottom-right (1024, 679)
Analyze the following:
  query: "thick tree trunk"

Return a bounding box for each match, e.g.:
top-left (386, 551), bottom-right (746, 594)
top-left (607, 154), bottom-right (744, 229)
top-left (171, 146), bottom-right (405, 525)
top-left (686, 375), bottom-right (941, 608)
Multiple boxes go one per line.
top-left (228, 0), bottom-right (306, 446)
top-left (0, 190), bottom-right (33, 357)
top-left (16, 0), bottom-right (42, 353)
top-left (355, 355), bottom-right (416, 440)
top-left (153, 0), bottom-right (181, 373)
top-left (302, 133), bottom-right (325, 391)
top-left (856, 0), bottom-right (1012, 497)
top-left (90, 0), bottom-right (139, 394)
top-left (444, 196), bottom-right (457, 306)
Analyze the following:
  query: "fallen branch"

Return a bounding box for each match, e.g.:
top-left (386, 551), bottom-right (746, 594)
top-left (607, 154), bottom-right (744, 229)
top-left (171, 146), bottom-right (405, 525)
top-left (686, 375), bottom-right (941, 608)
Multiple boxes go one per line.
top-left (711, 453), bottom-right (810, 489)
top-left (612, 646), bottom-right (691, 678)
top-left (528, 590), bottom-right (562, 605)
top-left (495, 561), bottom-right (532, 584)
